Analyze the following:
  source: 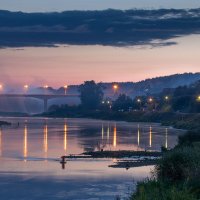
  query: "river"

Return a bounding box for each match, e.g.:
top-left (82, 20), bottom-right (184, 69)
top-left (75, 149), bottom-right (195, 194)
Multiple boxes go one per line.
top-left (0, 117), bottom-right (183, 200)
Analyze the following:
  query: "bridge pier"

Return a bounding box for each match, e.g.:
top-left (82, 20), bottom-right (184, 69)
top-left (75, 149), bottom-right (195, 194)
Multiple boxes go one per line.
top-left (0, 94), bottom-right (79, 113)
top-left (44, 98), bottom-right (48, 113)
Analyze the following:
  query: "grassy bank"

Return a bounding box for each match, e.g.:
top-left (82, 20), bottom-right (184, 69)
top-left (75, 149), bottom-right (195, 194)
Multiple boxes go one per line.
top-left (130, 130), bottom-right (200, 200)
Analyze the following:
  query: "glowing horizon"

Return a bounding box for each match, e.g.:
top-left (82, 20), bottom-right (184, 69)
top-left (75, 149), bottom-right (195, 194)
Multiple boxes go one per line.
top-left (0, 34), bottom-right (199, 88)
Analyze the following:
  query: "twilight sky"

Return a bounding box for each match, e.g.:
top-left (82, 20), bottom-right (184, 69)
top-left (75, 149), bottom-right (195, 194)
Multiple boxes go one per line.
top-left (0, 35), bottom-right (199, 88)
top-left (0, 0), bottom-right (199, 12)
top-left (0, 2), bottom-right (200, 88)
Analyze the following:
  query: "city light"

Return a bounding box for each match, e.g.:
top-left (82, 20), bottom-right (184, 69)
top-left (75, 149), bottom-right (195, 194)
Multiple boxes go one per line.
top-left (24, 84), bottom-right (29, 89)
top-left (44, 85), bottom-right (48, 89)
top-left (148, 97), bottom-right (153, 103)
top-left (102, 101), bottom-right (105, 104)
top-left (137, 99), bottom-right (141, 103)
top-left (0, 84), bottom-right (3, 90)
top-left (165, 96), bottom-right (169, 100)
top-left (113, 84), bottom-right (118, 90)
top-left (64, 85), bottom-right (68, 95)
top-left (197, 95), bottom-right (200, 102)
top-left (107, 101), bottom-right (110, 104)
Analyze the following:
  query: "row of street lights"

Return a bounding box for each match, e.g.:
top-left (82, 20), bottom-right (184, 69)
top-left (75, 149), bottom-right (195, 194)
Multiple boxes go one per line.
top-left (1, 82), bottom-right (200, 101)
top-left (0, 84), bottom-right (69, 95)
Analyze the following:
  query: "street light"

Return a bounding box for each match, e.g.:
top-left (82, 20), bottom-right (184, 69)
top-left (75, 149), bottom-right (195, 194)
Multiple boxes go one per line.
top-left (0, 84), bottom-right (3, 93)
top-left (113, 84), bottom-right (119, 98)
top-left (164, 96), bottom-right (169, 101)
top-left (197, 95), bottom-right (200, 102)
top-left (113, 84), bottom-right (119, 91)
top-left (137, 98), bottom-right (142, 110)
top-left (107, 100), bottom-right (112, 109)
top-left (43, 85), bottom-right (48, 95)
top-left (24, 84), bottom-right (29, 93)
top-left (44, 85), bottom-right (48, 89)
top-left (64, 85), bottom-right (68, 95)
top-left (148, 97), bottom-right (153, 103)
top-left (24, 85), bottom-right (29, 89)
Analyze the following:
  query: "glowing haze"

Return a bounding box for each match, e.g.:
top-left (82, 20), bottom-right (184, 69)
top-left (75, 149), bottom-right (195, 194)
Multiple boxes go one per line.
top-left (0, 34), bottom-right (199, 88)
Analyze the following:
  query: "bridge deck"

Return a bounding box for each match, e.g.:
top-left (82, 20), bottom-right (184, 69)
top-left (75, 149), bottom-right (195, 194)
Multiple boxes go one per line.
top-left (0, 94), bottom-right (79, 99)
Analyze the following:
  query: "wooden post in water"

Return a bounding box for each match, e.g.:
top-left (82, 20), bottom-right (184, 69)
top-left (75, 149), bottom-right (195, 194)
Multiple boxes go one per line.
top-left (60, 156), bottom-right (66, 170)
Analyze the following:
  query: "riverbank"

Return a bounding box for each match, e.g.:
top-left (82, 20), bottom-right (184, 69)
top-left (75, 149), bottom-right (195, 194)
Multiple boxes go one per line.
top-left (41, 110), bottom-right (200, 131)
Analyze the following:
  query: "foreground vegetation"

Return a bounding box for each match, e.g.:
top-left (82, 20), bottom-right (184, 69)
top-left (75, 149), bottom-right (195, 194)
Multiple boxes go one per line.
top-left (130, 130), bottom-right (200, 200)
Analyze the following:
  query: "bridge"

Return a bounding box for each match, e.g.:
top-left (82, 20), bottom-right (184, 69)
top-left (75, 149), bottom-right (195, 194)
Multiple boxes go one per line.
top-left (0, 94), bottom-right (79, 112)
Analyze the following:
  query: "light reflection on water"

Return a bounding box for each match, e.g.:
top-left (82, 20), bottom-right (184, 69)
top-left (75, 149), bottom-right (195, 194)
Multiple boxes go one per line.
top-left (0, 128), bottom-right (2, 157)
top-left (23, 125), bottom-right (28, 162)
top-left (0, 117), bottom-right (183, 200)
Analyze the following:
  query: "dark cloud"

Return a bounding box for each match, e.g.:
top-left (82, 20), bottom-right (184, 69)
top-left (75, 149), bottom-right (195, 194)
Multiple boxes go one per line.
top-left (0, 9), bottom-right (200, 47)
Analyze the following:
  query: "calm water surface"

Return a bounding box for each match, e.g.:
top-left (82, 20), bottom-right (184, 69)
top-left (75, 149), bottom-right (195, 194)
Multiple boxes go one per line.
top-left (0, 117), bottom-right (183, 200)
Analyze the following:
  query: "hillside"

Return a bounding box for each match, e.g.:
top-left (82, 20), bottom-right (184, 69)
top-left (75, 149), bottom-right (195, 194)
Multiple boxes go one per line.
top-left (52, 73), bottom-right (200, 98)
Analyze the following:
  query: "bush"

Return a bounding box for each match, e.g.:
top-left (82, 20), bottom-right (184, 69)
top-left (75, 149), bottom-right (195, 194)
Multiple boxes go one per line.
top-left (178, 131), bottom-right (200, 146)
top-left (131, 180), bottom-right (196, 200)
top-left (156, 146), bottom-right (200, 183)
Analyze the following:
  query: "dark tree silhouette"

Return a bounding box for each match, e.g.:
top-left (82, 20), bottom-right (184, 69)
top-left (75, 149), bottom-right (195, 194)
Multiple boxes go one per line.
top-left (79, 80), bottom-right (103, 110)
top-left (112, 94), bottom-right (133, 111)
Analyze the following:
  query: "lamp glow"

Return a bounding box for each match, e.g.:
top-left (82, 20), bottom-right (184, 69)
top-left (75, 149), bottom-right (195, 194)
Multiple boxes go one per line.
top-left (113, 84), bottom-right (118, 90)
top-left (24, 85), bottom-right (29, 89)
top-left (148, 97), bottom-right (153, 103)
top-left (165, 96), bottom-right (169, 100)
